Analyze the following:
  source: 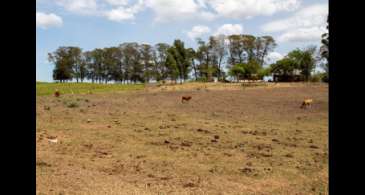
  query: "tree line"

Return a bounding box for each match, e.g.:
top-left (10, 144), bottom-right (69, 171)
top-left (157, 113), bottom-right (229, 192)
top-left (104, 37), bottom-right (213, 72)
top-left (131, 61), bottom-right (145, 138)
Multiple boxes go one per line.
top-left (49, 34), bottom-right (278, 83)
top-left (49, 31), bottom-right (328, 83)
top-left (267, 18), bottom-right (328, 82)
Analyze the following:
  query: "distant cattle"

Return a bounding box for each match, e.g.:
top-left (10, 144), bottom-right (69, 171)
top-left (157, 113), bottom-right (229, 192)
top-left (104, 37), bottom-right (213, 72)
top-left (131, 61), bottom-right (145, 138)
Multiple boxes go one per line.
top-left (300, 99), bottom-right (313, 109)
top-left (54, 90), bottom-right (60, 97)
top-left (181, 96), bottom-right (192, 103)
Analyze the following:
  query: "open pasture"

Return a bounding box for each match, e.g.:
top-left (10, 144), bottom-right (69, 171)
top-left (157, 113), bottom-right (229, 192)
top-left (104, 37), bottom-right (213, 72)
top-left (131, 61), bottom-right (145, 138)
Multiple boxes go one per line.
top-left (36, 82), bottom-right (328, 195)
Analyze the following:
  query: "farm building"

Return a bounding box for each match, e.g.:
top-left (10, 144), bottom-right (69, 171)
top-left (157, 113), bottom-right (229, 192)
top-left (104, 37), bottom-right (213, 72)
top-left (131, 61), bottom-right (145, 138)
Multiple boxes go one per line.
top-left (272, 69), bottom-right (304, 82)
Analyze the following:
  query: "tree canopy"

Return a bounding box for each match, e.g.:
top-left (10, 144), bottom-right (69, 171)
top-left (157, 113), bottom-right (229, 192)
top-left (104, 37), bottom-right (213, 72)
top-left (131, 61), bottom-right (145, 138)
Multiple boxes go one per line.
top-left (270, 47), bottom-right (318, 82)
top-left (49, 33), bottom-right (323, 83)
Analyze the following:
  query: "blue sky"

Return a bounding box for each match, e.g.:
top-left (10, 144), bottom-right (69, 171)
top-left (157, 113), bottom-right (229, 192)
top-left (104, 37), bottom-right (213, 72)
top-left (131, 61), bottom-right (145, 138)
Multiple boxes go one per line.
top-left (36, 0), bottom-right (328, 82)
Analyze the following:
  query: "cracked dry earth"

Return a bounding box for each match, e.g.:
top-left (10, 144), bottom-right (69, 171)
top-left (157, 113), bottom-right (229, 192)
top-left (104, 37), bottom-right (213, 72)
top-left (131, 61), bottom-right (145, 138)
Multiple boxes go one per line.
top-left (36, 83), bottom-right (328, 195)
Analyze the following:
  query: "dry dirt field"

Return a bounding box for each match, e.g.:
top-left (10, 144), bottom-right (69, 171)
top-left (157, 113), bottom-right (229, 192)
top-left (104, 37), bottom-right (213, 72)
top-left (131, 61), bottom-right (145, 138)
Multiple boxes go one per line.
top-left (36, 83), bottom-right (328, 195)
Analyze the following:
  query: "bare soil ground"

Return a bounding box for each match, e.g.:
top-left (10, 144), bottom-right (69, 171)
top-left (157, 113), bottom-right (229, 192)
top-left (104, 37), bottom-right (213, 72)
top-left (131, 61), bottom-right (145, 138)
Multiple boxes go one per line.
top-left (36, 83), bottom-right (328, 195)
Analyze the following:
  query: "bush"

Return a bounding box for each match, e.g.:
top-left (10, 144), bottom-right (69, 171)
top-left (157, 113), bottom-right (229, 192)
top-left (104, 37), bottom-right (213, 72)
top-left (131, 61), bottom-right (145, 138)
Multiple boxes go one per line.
top-left (309, 74), bottom-right (321, 82)
top-left (67, 102), bottom-right (79, 108)
top-left (309, 73), bottom-right (328, 83)
top-left (196, 77), bottom-right (208, 82)
top-left (221, 79), bottom-right (231, 83)
top-left (321, 74), bottom-right (329, 83)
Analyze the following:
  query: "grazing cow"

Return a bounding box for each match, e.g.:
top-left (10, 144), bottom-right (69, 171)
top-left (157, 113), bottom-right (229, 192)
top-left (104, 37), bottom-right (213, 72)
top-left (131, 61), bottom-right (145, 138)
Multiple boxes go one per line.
top-left (54, 89), bottom-right (60, 97)
top-left (181, 96), bottom-right (192, 103)
top-left (300, 99), bottom-right (313, 109)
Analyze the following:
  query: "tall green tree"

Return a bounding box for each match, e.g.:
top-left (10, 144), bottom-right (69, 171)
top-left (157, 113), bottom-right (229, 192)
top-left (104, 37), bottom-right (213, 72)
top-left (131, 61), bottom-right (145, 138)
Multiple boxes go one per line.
top-left (103, 47), bottom-right (122, 83)
top-left (48, 47), bottom-right (75, 82)
top-left (67, 47), bottom-right (83, 83)
top-left (320, 17), bottom-right (329, 80)
top-left (153, 43), bottom-right (170, 81)
top-left (228, 63), bottom-right (245, 82)
top-left (84, 51), bottom-right (94, 83)
top-left (140, 44), bottom-right (154, 83)
top-left (241, 35), bottom-right (256, 62)
top-left (227, 34), bottom-right (245, 66)
top-left (243, 60), bottom-right (261, 80)
top-left (79, 53), bottom-right (88, 82)
top-left (320, 17), bottom-right (329, 62)
top-left (209, 35), bottom-right (227, 80)
top-left (120, 42), bottom-right (143, 83)
top-left (89, 48), bottom-right (105, 83)
top-left (169, 40), bottom-right (191, 83)
top-left (254, 36), bottom-right (277, 67)
top-left (228, 60), bottom-right (261, 81)
top-left (165, 51), bottom-right (179, 83)
top-left (186, 48), bottom-right (198, 81)
top-left (196, 39), bottom-right (210, 81)
top-left (287, 47), bottom-right (317, 81)
top-left (270, 58), bottom-right (299, 80)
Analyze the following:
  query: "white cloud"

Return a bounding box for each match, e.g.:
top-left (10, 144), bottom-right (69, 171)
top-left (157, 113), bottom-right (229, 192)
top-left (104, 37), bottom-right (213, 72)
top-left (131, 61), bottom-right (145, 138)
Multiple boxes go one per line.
top-left (36, 12), bottom-right (63, 29)
top-left (104, 0), bottom-right (129, 6)
top-left (206, 0), bottom-right (300, 19)
top-left (277, 27), bottom-right (327, 42)
top-left (196, 0), bottom-right (208, 8)
top-left (214, 24), bottom-right (243, 36)
top-left (131, 0), bottom-right (300, 22)
top-left (265, 51), bottom-right (284, 65)
top-left (105, 7), bottom-right (136, 21)
top-left (145, 0), bottom-right (215, 22)
top-left (104, 0), bottom-right (144, 22)
top-left (55, 0), bottom-right (98, 15)
top-left (262, 4), bottom-right (328, 32)
top-left (261, 3), bottom-right (328, 42)
top-left (187, 25), bottom-right (211, 40)
top-left (44, 0), bottom-right (305, 24)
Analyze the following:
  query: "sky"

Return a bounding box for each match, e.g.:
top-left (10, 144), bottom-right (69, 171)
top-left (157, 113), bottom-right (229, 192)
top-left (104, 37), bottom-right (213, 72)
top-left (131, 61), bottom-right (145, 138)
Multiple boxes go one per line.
top-left (36, 0), bottom-right (328, 82)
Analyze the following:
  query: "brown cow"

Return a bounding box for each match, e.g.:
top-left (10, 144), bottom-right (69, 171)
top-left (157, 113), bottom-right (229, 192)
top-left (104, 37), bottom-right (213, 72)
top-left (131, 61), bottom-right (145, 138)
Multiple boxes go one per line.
top-left (181, 96), bottom-right (192, 103)
top-left (54, 89), bottom-right (60, 97)
top-left (300, 99), bottom-right (313, 109)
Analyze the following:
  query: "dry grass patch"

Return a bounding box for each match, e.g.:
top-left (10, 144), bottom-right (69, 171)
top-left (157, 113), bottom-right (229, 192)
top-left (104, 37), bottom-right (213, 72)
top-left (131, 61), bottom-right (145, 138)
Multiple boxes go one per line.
top-left (37, 83), bottom-right (328, 194)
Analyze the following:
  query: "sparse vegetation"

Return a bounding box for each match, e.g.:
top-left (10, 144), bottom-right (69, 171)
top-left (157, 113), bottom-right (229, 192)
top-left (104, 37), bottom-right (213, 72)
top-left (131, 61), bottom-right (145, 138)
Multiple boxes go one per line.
top-left (66, 102), bottom-right (79, 108)
top-left (38, 21), bottom-right (328, 195)
top-left (36, 82), bottom-right (144, 96)
top-left (36, 82), bottom-right (328, 194)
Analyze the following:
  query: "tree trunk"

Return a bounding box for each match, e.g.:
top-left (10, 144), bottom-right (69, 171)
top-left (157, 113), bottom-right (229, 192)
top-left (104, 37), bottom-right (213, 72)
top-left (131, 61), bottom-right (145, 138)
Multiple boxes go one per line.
top-left (260, 47), bottom-right (268, 67)
top-left (191, 59), bottom-right (197, 81)
top-left (218, 57), bottom-right (223, 81)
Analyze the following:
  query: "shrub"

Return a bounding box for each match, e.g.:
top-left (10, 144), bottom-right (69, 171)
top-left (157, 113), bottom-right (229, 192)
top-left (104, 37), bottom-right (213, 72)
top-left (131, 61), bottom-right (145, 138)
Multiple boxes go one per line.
top-left (321, 74), bottom-right (329, 83)
top-left (196, 77), bottom-right (208, 82)
top-left (67, 102), bottom-right (79, 108)
top-left (310, 73), bottom-right (328, 83)
top-left (309, 74), bottom-right (321, 82)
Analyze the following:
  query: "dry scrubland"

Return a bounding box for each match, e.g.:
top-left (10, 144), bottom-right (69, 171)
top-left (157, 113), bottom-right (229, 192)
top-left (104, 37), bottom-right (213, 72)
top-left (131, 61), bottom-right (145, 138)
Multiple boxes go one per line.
top-left (36, 82), bottom-right (328, 195)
